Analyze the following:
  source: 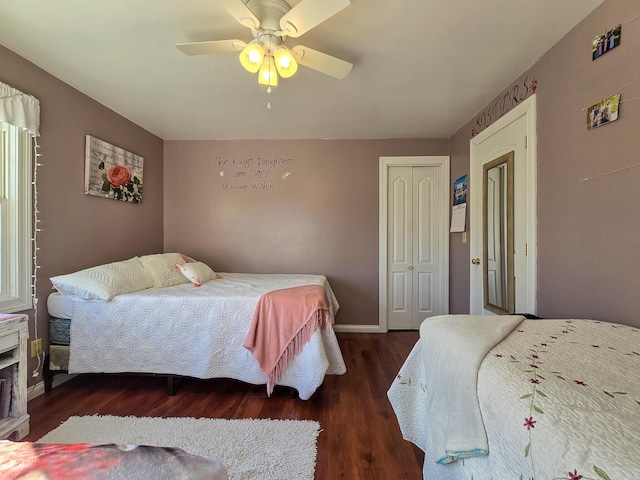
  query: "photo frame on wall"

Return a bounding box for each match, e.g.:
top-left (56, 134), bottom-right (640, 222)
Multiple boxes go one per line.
top-left (592, 24), bottom-right (622, 61)
top-left (587, 94), bottom-right (620, 130)
top-left (84, 135), bottom-right (143, 203)
top-left (450, 174), bottom-right (467, 233)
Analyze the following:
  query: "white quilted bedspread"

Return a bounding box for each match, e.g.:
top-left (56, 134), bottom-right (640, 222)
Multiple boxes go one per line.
top-left (69, 273), bottom-right (346, 400)
top-left (388, 318), bottom-right (640, 480)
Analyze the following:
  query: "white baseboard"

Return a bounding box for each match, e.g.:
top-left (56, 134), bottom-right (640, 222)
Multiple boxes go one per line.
top-left (27, 374), bottom-right (76, 402)
top-left (333, 323), bottom-right (386, 333)
top-left (27, 381), bottom-right (45, 402)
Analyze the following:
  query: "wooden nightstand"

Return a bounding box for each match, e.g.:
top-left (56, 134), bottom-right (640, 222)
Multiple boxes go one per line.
top-left (0, 314), bottom-right (30, 440)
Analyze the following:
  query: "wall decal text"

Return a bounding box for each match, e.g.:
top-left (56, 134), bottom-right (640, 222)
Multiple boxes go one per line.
top-left (471, 76), bottom-right (537, 138)
top-left (215, 155), bottom-right (295, 191)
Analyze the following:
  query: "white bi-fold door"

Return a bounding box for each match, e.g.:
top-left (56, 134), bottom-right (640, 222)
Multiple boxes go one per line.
top-left (386, 164), bottom-right (446, 329)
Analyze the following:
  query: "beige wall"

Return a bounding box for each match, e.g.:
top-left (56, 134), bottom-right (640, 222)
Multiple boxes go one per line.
top-left (0, 45), bottom-right (164, 386)
top-left (449, 0), bottom-right (640, 326)
top-left (163, 139), bottom-right (450, 326)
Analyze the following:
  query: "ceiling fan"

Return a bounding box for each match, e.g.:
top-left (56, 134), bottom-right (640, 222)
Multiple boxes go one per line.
top-left (176, 0), bottom-right (352, 88)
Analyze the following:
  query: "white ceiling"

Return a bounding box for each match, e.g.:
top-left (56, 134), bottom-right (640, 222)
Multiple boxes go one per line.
top-left (0, 0), bottom-right (604, 140)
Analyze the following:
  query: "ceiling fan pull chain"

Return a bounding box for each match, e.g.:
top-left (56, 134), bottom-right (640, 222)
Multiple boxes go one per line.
top-left (267, 86), bottom-right (272, 109)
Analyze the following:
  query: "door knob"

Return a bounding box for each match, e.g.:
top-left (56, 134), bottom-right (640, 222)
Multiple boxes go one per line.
top-left (408, 265), bottom-right (414, 270)
top-left (471, 258), bottom-right (481, 265)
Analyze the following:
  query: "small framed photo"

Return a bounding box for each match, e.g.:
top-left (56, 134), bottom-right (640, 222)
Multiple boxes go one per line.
top-left (587, 94), bottom-right (620, 130)
top-left (592, 24), bottom-right (621, 61)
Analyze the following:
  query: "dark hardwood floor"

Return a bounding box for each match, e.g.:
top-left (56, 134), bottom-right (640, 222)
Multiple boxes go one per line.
top-left (24, 331), bottom-right (424, 479)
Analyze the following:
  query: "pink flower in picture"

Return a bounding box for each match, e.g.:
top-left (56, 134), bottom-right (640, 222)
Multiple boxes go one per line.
top-left (99, 161), bottom-right (142, 203)
top-left (574, 380), bottom-right (588, 387)
top-left (106, 164), bottom-right (132, 188)
top-left (524, 417), bottom-right (536, 430)
top-left (568, 470), bottom-right (583, 480)
top-left (530, 378), bottom-right (540, 384)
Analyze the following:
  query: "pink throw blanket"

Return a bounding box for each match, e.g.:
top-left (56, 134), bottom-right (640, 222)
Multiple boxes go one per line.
top-left (243, 285), bottom-right (332, 396)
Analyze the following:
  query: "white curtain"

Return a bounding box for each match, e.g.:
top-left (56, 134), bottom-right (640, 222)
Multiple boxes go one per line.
top-left (0, 81), bottom-right (40, 136)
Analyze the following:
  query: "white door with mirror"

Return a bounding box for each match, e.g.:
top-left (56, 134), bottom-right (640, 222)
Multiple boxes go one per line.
top-left (470, 95), bottom-right (537, 315)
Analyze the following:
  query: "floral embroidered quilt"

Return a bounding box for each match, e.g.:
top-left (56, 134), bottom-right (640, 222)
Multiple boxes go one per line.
top-left (388, 318), bottom-right (640, 480)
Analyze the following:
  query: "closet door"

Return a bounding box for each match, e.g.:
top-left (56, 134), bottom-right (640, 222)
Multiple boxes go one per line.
top-left (387, 166), bottom-right (441, 329)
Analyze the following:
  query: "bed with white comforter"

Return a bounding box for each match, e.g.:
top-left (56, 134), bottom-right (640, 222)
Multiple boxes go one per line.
top-left (388, 315), bottom-right (640, 479)
top-left (64, 272), bottom-right (346, 400)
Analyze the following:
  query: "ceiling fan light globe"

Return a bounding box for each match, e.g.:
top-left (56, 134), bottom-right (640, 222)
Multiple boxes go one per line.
top-left (249, 50), bottom-right (262, 63)
top-left (239, 43), bottom-right (265, 73)
top-left (258, 56), bottom-right (279, 87)
top-left (274, 47), bottom-right (298, 78)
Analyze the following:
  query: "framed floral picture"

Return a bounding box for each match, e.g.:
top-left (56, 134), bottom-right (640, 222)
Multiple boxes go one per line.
top-left (84, 135), bottom-right (143, 203)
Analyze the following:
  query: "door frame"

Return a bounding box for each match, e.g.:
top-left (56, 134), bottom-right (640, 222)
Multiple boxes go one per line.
top-left (469, 94), bottom-right (537, 314)
top-left (379, 156), bottom-right (450, 332)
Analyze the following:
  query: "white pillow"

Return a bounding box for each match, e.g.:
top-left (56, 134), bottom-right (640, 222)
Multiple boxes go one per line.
top-left (139, 252), bottom-right (191, 288)
top-left (50, 257), bottom-right (151, 301)
top-left (174, 262), bottom-right (217, 287)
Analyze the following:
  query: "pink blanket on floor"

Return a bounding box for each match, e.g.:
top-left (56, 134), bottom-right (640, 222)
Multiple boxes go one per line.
top-left (243, 285), bottom-right (332, 396)
top-left (0, 441), bottom-right (228, 479)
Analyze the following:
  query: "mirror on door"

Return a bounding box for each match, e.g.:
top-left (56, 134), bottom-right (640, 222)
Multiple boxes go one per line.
top-left (482, 151), bottom-right (515, 314)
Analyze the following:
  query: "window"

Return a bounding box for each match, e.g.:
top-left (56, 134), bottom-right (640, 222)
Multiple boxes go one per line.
top-left (0, 121), bottom-right (32, 312)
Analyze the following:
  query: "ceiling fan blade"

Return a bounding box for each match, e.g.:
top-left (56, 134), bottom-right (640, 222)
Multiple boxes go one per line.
top-left (280, 0), bottom-right (350, 38)
top-left (291, 45), bottom-right (352, 79)
top-left (220, 0), bottom-right (261, 29)
top-left (176, 39), bottom-right (246, 56)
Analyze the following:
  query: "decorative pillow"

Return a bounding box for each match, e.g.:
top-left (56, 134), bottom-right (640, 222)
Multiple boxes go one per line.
top-left (50, 257), bottom-right (152, 301)
top-left (180, 253), bottom-right (197, 263)
top-left (174, 262), bottom-right (217, 287)
top-left (139, 252), bottom-right (191, 288)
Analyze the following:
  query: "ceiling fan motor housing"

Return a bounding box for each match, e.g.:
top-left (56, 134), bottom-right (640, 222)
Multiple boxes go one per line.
top-left (246, 0), bottom-right (292, 34)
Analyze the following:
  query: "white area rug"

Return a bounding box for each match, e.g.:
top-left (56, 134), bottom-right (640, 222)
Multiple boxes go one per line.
top-left (38, 415), bottom-right (320, 480)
